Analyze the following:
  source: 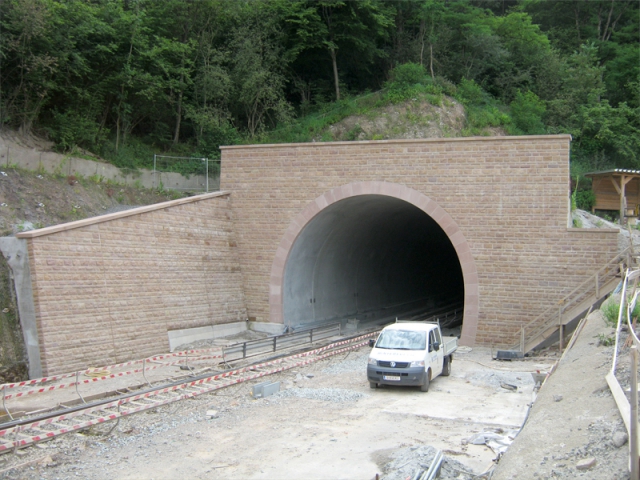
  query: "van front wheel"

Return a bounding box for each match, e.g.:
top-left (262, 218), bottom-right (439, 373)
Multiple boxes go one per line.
top-left (420, 370), bottom-right (431, 392)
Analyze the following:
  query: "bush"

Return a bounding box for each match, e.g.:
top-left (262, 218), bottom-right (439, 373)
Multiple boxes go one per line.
top-left (455, 78), bottom-right (487, 105)
top-left (387, 63), bottom-right (430, 89)
top-left (601, 298), bottom-right (640, 328)
top-left (509, 90), bottom-right (546, 135)
top-left (601, 301), bottom-right (620, 327)
top-left (47, 110), bottom-right (105, 152)
top-left (575, 189), bottom-right (596, 211)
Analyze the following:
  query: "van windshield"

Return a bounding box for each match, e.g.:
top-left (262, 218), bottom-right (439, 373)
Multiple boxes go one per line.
top-left (375, 330), bottom-right (426, 350)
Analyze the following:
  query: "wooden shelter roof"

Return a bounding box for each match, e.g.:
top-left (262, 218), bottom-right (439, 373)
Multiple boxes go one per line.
top-left (585, 169), bottom-right (640, 179)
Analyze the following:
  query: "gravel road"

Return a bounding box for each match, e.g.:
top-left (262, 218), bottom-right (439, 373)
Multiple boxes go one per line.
top-left (0, 316), bottom-right (631, 480)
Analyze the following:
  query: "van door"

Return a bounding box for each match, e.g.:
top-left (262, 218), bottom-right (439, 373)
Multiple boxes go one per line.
top-left (428, 329), bottom-right (444, 377)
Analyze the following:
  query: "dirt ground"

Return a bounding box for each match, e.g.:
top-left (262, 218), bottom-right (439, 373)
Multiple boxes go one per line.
top-left (0, 281), bottom-right (634, 479)
top-left (0, 166), bottom-right (184, 237)
top-left (325, 96), bottom-right (506, 142)
top-left (493, 310), bottom-right (629, 480)
top-left (0, 342), bottom-right (559, 480)
top-left (0, 307), bottom-right (632, 480)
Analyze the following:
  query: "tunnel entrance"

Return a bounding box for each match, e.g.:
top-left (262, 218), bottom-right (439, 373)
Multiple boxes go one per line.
top-left (282, 194), bottom-right (464, 331)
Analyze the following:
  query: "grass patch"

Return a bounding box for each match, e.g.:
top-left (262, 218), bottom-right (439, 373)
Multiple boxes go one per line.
top-left (601, 299), bottom-right (640, 328)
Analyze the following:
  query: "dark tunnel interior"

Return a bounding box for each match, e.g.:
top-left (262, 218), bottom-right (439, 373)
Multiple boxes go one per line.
top-left (283, 195), bottom-right (464, 329)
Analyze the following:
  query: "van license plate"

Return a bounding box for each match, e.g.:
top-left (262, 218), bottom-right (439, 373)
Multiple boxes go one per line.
top-left (383, 375), bottom-right (401, 381)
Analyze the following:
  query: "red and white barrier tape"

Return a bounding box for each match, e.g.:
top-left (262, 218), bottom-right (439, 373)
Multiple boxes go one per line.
top-left (1, 348), bottom-right (223, 390)
top-left (1, 355), bottom-right (222, 401)
top-left (0, 333), bottom-right (376, 451)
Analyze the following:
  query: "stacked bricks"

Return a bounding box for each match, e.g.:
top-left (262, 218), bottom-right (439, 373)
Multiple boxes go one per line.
top-left (220, 136), bottom-right (618, 347)
top-left (18, 192), bottom-right (247, 375)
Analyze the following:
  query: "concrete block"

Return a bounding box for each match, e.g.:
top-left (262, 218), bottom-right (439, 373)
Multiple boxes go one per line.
top-left (248, 322), bottom-right (285, 335)
top-left (168, 322), bottom-right (247, 351)
top-left (252, 381), bottom-right (280, 399)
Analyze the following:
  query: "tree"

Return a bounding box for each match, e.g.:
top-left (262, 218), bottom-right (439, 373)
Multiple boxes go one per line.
top-left (287, 0), bottom-right (393, 101)
top-left (1, 0), bottom-right (57, 134)
top-left (228, 2), bottom-right (292, 137)
top-left (510, 90), bottom-right (546, 134)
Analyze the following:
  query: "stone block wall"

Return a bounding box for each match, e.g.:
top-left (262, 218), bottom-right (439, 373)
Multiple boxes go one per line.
top-left (220, 136), bottom-right (619, 347)
top-left (17, 192), bottom-right (246, 375)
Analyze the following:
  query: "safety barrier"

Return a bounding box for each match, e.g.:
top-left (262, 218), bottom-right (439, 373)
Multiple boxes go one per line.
top-left (0, 331), bottom-right (377, 453)
top-left (222, 323), bottom-right (341, 362)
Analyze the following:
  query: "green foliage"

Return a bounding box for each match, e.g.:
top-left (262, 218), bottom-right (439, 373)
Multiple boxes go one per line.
top-left (0, 0), bottom-right (637, 176)
top-left (387, 63), bottom-right (430, 90)
top-left (601, 300), bottom-right (640, 328)
top-left (575, 190), bottom-right (596, 211)
top-left (47, 111), bottom-right (105, 152)
top-left (509, 91), bottom-right (546, 134)
top-left (455, 79), bottom-right (487, 105)
top-left (601, 301), bottom-right (620, 328)
top-left (466, 105), bottom-right (511, 130)
top-left (88, 174), bottom-right (104, 184)
top-left (346, 124), bottom-right (363, 141)
top-left (597, 333), bottom-right (615, 347)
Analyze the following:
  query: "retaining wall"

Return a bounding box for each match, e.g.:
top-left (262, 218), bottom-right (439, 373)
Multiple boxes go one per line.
top-left (0, 143), bottom-right (219, 192)
top-left (13, 192), bottom-right (246, 375)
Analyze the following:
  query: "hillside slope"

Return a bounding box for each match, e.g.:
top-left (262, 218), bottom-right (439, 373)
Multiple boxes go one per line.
top-left (324, 97), bottom-right (492, 141)
top-left (0, 166), bottom-right (183, 237)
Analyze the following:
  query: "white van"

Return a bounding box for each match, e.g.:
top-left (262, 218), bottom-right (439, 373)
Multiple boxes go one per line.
top-left (366, 321), bottom-right (457, 392)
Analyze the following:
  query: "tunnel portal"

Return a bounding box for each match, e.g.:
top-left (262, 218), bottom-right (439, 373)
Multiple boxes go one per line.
top-left (283, 195), bottom-right (464, 330)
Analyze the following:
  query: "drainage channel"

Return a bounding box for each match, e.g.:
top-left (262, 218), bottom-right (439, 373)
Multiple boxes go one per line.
top-left (0, 331), bottom-right (378, 454)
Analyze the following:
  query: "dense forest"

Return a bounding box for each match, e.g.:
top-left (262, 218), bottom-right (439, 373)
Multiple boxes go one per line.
top-left (0, 0), bottom-right (638, 180)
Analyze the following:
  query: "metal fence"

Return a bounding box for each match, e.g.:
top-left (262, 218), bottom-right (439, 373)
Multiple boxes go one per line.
top-left (222, 323), bottom-right (342, 362)
top-left (152, 155), bottom-right (221, 193)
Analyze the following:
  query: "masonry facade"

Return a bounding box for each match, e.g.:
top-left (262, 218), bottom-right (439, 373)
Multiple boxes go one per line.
top-left (15, 193), bottom-right (246, 375)
top-left (9, 136), bottom-right (619, 377)
top-left (220, 136), bottom-right (618, 347)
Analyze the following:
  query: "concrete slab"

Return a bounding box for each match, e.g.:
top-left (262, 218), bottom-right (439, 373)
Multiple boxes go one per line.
top-left (168, 322), bottom-right (247, 351)
top-left (492, 311), bottom-right (628, 480)
top-left (381, 380), bottom-right (533, 428)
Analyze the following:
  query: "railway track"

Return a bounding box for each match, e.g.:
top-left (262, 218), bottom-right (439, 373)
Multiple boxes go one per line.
top-left (0, 331), bottom-right (377, 454)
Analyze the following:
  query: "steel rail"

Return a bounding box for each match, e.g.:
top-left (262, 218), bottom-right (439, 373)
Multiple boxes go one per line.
top-left (0, 331), bottom-right (378, 454)
top-left (0, 348), bottom-right (223, 391)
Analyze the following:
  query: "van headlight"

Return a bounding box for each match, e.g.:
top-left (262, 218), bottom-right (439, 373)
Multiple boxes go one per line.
top-left (410, 360), bottom-right (425, 367)
top-left (368, 357), bottom-right (378, 365)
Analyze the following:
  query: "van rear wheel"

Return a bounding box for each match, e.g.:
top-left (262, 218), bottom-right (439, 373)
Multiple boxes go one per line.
top-left (442, 356), bottom-right (451, 376)
top-left (420, 370), bottom-right (431, 392)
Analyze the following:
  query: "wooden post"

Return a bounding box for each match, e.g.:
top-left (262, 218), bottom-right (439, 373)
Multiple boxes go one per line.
top-left (559, 324), bottom-right (564, 352)
top-left (630, 345), bottom-right (639, 480)
top-left (559, 307), bottom-right (564, 352)
top-left (609, 175), bottom-right (633, 226)
top-left (621, 175), bottom-right (627, 226)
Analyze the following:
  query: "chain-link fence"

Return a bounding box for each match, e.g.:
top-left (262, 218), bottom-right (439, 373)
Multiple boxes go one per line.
top-left (153, 155), bottom-right (221, 193)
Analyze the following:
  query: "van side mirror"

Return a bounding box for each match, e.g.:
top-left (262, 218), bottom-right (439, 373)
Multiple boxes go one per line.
top-left (433, 341), bottom-right (440, 351)
top-left (368, 339), bottom-right (375, 347)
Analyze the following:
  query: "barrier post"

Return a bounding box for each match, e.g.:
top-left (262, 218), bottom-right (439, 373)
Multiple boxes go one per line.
top-left (143, 358), bottom-right (152, 387)
top-left (2, 385), bottom-right (13, 420)
top-left (75, 371), bottom-right (86, 404)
